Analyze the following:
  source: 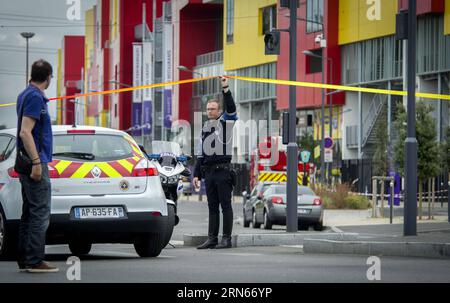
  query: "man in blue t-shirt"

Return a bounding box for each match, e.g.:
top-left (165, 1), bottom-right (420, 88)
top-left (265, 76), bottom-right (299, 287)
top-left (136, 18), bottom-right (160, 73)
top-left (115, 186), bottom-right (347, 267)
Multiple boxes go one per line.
top-left (16, 59), bottom-right (58, 273)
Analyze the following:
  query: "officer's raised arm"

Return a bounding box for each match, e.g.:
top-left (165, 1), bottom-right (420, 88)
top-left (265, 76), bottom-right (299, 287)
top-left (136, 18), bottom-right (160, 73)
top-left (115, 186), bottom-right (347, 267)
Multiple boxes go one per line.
top-left (220, 77), bottom-right (237, 121)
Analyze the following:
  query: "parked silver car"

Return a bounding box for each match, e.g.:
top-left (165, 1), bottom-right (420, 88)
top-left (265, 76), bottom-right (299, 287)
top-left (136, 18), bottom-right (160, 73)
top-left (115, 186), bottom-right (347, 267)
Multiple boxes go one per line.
top-left (244, 183), bottom-right (324, 231)
top-left (0, 126), bottom-right (176, 259)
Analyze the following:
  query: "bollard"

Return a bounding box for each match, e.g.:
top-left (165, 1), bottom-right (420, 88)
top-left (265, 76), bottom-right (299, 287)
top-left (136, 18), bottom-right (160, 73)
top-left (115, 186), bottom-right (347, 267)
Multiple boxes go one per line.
top-left (390, 180), bottom-right (394, 224)
top-left (372, 178), bottom-right (377, 218)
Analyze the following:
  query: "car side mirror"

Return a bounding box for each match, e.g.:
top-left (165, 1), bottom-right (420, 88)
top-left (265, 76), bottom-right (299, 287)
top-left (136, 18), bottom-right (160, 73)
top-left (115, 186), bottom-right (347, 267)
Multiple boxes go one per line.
top-left (138, 144), bottom-right (147, 154)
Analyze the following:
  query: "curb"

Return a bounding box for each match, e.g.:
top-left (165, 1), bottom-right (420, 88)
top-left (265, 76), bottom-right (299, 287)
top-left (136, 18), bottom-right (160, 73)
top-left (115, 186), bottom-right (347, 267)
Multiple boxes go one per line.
top-left (303, 239), bottom-right (450, 259)
top-left (183, 232), bottom-right (359, 247)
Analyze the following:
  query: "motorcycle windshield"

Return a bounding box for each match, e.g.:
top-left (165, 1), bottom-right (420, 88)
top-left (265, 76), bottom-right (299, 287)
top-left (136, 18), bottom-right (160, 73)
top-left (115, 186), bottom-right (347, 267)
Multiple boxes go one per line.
top-left (151, 141), bottom-right (182, 157)
top-left (159, 155), bottom-right (177, 167)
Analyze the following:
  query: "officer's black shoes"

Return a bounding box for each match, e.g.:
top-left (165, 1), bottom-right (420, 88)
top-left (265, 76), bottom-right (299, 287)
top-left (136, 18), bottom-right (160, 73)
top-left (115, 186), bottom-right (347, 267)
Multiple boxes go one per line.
top-left (197, 238), bottom-right (218, 249)
top-left (214, 236), bottom-right (232, 249)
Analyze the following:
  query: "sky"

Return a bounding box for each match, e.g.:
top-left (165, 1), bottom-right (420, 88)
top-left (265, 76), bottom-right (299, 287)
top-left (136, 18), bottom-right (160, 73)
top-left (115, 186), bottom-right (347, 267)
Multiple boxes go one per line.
top-left (0, 0), bottom-right (97, 129)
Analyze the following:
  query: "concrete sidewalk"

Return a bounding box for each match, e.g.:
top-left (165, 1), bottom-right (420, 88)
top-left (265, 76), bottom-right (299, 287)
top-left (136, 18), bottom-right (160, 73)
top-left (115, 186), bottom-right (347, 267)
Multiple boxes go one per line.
top-left (182, 221), bottom-right (450, 259)
top-left (303, 228), bottom-right (450, 259)
top-left (180, 195), bottom-right (449, 258)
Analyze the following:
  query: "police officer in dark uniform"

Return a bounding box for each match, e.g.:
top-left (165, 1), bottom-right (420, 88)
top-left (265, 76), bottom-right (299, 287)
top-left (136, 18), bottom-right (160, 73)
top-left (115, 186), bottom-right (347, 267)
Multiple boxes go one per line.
top-left (193, 76), bottom-right (237, 249)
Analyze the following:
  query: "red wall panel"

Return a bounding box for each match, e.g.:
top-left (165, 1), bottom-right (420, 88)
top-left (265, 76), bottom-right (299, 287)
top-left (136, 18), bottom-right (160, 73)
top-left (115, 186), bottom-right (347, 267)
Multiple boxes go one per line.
top-left (178, 3), bottom-right (222, 122)
top-left (276, 0), bottom-right (344, 111)
top-left (63, 36), bottom-right (85, 125)
top-left (398, 0), bottom-right (445, 14)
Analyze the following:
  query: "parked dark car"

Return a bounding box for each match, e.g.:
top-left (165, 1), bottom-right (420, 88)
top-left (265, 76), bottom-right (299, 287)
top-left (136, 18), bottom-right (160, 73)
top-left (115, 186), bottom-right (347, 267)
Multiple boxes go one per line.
top-left (243, 183), bottom-right (324, 231)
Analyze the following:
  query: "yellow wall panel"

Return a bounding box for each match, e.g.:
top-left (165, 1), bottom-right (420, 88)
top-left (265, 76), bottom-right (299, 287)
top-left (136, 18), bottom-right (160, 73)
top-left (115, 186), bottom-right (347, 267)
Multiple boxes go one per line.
top-left (110, 0), bottom-right (118, 41)
top-left (339, 0), bottom-right (398, 45)
top-left (224, 0), bottom-right (277, 71)
top-left (445, 0), bottom-right (450, 35)
top-left (85, 9), bottom-right (94, 73)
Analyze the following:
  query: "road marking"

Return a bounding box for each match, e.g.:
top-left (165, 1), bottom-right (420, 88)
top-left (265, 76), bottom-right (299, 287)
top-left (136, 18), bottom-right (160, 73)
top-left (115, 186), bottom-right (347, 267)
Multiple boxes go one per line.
top-left (216, 253), bottom-right (262, 257)
top-left (91, 251), bottom-right (139, 257)
top-left (330, 226), bottom-right (344, 233)
top-left (169, 240), bottom-right (184, 246)
top-left (280, 245), bottom-right (304, 249)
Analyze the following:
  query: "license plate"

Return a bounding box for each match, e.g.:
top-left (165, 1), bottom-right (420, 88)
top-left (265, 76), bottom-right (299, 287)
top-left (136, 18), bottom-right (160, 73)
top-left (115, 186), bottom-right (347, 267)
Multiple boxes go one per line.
top-left (298, 209), bottom-right (310, 214)
top-left (74, 207), bottom-right (125, 219)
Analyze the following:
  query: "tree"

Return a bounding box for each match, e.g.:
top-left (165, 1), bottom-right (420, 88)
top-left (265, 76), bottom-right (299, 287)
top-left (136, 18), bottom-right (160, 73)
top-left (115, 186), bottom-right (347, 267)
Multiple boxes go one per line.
top-left (439, 126), bottom-right (450, 172)
top-left (372, 119), bottom-right (388, 216)
top-left (298, 131), bottom-right (314, 155)
top-left (373, 119), bottom-right (388, 176)
top-left (393, 101), bottom-right (440, 219)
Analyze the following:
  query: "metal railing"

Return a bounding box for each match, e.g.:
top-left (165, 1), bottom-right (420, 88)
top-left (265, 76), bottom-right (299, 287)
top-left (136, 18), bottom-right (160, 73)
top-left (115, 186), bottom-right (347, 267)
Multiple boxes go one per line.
top-left (346, 94), bottom-right (386, 149)
top-left (196, 50), bottom-right (223, 67)
top-left (362, 94), bottom-right (386, 147)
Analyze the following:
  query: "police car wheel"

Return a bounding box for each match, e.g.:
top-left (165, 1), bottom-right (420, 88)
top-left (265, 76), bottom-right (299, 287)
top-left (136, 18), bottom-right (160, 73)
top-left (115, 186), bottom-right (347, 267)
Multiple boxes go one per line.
top-left (134, 233), bottom-right (164, 257)
top-left (0, 207), bottom-right (16, 260)
top-left (161, 204), bottom-right (176, 248)
top-left (68, 239), bottom-right (92, 256)
top-left (0, 209), bottom-right (6, 258)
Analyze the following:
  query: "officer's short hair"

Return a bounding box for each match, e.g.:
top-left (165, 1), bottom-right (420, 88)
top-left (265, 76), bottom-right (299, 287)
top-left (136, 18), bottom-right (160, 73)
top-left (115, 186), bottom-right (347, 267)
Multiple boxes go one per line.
top-left (30, 59), bottom-right (53, 83)
top-left (207, 99), bottom-right (221, 110)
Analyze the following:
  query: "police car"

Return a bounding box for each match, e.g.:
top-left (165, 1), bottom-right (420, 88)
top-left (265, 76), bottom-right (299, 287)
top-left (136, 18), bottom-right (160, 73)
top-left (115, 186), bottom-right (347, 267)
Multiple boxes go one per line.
top-left (0, 125), bottom-right (176, 258)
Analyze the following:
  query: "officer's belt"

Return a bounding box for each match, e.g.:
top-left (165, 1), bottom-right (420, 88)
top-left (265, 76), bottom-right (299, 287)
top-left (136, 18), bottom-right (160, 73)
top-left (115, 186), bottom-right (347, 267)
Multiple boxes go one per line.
top-left (202, 162), bottom-right (231, 172)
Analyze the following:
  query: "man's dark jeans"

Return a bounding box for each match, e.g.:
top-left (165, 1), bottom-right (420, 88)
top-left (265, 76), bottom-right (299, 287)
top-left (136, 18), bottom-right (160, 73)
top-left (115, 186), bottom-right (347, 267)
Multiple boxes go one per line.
top-left (17, 165), bottom-right (51, 268)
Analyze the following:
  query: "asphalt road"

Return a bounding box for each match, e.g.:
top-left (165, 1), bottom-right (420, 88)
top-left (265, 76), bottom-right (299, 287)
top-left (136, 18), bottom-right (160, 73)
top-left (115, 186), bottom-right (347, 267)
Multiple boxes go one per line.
top-left (173, 199), bottom-right (287, 241)
top-left (1, 244), bottom-right (450, 283)
top-left (1, 198), bottom-right (449, 283)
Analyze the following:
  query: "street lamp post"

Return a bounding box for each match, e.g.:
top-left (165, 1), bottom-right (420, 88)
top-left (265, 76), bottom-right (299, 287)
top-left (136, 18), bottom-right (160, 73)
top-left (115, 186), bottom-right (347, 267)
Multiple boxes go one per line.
top-left (141, 1), bottom-right (146, 146)
top-left (404, 0), bottom-right (418, 236)
top-left (286, 0), bottom-right (298, 233)
top-left (21, 32), bottom-right (35, 87)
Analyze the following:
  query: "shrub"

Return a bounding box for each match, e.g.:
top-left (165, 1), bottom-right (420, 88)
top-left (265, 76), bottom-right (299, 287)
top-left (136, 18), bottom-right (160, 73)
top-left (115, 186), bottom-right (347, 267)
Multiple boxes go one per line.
top-left (328, 183), bottom-right (352, 209)
top-left (344, 195), bottom-right (371, 210)
top-left (321, 196), bottom-right (334, 209)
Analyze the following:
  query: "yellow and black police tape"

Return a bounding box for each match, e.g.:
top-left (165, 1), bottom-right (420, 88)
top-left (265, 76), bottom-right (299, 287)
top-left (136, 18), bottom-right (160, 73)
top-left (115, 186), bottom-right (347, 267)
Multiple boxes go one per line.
top-left (258, 171), bottom-right (310, 186)
top-left (1, 75), bottom-right (449, 108)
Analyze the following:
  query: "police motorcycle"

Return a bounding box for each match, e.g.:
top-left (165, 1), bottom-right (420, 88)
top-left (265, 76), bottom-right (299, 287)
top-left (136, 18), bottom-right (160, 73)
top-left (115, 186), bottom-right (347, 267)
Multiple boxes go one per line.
top-left (147, 140), bottom-right (192, 206)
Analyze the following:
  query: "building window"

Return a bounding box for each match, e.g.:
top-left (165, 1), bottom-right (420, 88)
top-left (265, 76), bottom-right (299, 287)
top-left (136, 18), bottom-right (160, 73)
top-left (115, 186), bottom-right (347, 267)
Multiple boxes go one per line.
top-left (306, 0), bottom-right (323, 33)
top-left (226, 0), bottom-right (234, 43)
top-left (306, 49), bottom-right (323, 74)
top-left (261, 5), bottom-right (277, 35)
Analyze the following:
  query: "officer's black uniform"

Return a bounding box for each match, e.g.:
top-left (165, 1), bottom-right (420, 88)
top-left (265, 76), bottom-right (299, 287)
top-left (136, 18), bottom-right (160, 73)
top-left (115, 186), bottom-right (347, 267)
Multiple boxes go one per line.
top-left (194, 88), bottom-right (237, 249)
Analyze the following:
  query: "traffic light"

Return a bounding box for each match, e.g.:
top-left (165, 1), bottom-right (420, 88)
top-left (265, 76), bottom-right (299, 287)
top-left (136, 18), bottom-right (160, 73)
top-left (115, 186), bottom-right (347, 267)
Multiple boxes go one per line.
top-left (264, 30), bottom-right (280, 55)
